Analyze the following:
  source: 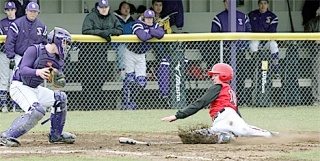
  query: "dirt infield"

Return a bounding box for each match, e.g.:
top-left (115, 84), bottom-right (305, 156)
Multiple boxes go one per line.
top-left (0, 132), bottom-right (319, 161)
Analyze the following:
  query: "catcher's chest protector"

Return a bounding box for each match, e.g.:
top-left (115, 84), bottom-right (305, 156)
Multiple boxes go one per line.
top-left (21, 45), bottom-right (64, 88)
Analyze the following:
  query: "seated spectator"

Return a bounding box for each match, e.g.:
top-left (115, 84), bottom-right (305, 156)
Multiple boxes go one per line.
top-left (248, 0), bottom-right (279, 78)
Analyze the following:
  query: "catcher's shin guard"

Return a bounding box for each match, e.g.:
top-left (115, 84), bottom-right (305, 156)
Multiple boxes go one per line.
top-left (157, 58), bottom-right (170, 96)
top-left (1, 102), bottom-right (45, 139)
top-left (49, 91), bottom-right (67, 141)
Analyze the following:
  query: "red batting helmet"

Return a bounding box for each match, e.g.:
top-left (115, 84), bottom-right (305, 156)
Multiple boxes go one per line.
top-left (206, 63), bottom-right (233, 82)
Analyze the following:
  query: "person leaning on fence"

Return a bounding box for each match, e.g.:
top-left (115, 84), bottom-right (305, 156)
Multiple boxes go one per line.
top-left (81, 0), bottom-right (123, 109)
top-left (0, 27), bottom-right (76, 147)
top-left (121, 9), bottom-right (165, 110)
top-left (248, 0), bottom-right (280, 78)
top-left (161, 63), bottom-right (278, 144)
top-left (113, 1), bottom-right (136, 80)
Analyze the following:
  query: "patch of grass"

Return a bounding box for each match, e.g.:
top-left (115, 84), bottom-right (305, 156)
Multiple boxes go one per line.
top-left (0, 107), bottom-right (319, 133)
top-left (275, 149), bottom-right (320, 161)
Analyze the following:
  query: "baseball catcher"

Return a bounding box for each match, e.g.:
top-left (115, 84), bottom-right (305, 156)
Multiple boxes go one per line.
top-left (0, 27), bottom-right (76, 147)
top-left (161, 63), bottom-right (278, 144)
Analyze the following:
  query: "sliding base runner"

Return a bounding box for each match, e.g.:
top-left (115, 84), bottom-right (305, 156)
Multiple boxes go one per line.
top-left (251, 53), bottom-right (272, 107)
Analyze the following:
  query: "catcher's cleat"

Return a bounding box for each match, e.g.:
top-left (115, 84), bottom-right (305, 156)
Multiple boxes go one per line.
top-left (0, 136), bottom-right (21, 147)
top-left (48, 132), bottom-right (76, 144)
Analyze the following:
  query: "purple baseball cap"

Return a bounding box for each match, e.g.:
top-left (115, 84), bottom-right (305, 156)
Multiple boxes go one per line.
top-left (98, 0), bottom-right (109, 7)
top-left (144, 9), bottom-right (155, 18)
top-left (26, 2), bottom-right (40, 12)
top-left (4, 2), bottom-right (16, 9)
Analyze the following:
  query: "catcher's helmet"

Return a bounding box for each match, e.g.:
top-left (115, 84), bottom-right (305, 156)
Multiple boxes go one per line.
top-left (206, 63), bottom-right (233, 82)
top-left (49, 27), bottom-right (72, 59)
top-left (47, 30), bottom-right (54, 43)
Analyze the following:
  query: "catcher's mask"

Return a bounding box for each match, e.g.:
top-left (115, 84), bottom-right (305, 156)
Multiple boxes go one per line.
top-left (206, 63), bottom-right (233, 82)
top-left (49, 27), bottom-right (72, 59)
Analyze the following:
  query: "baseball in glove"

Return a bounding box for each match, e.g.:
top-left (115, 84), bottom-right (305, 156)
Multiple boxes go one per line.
top-left (48, 68), bottom-right (66, 88)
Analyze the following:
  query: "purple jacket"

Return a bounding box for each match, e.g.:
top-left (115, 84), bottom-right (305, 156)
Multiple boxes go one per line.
top-left (130, 20), bottom-right (165, 54)
top-left (248, 10), bottom-right (278, 32)
top-left (13, 45), bottom-right (64, 88)
top-left (5, 15), bottom-right (47, 59)
top-left (162, 0), bottom-right (184, 28)
top-left (0, 18), bottom-right (15, 35)
top-left (211, 9), bottom-right (251, 32)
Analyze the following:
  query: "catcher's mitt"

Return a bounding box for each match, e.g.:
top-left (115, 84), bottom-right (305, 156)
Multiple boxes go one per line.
top-left (48, 68), bottom-right (66, 88)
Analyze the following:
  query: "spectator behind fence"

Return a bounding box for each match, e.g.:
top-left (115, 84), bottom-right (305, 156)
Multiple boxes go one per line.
top-left (302, 1), bottom-right (320, 105)
top-left (304, 14), bottom-right (320, 105)
top-left (9, 0), bottom-right (37, 18)
top-left (121, 9), bottom-right (165, 110)
top-left (0, 1), bottom-right (19, 111)
top-left (152, 0), bottom-right (172, 34)
top-left (211, 0), bottom-right (251, 32)
top-left (0, 27), bottom-right (76, 147)
top-left (248, 0), bottom-right (279, 78)
top-left (81, 0), bottom-right (123, 109)
top-left (113, 1), bottom-right (136, 80)
top-left (0, 2), bottom-right (17, 35)
top-left (136, 5), bottom-right (147, 19)
top-left (210, 0), bottom-right (251, 106)
top-left (162, 0), bottom-right (184, 29)
top-left (5, 1), bottom-right (47, 71)
top-left (302, 0), bottom-right (320, 30)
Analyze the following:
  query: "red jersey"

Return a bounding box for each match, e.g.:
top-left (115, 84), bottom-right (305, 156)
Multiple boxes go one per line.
top-left (209, 83), bottom-right (238, 118)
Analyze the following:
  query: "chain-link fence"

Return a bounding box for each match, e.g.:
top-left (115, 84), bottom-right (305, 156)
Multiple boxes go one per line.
top-left (0, 33), bottom-right (319, 111)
